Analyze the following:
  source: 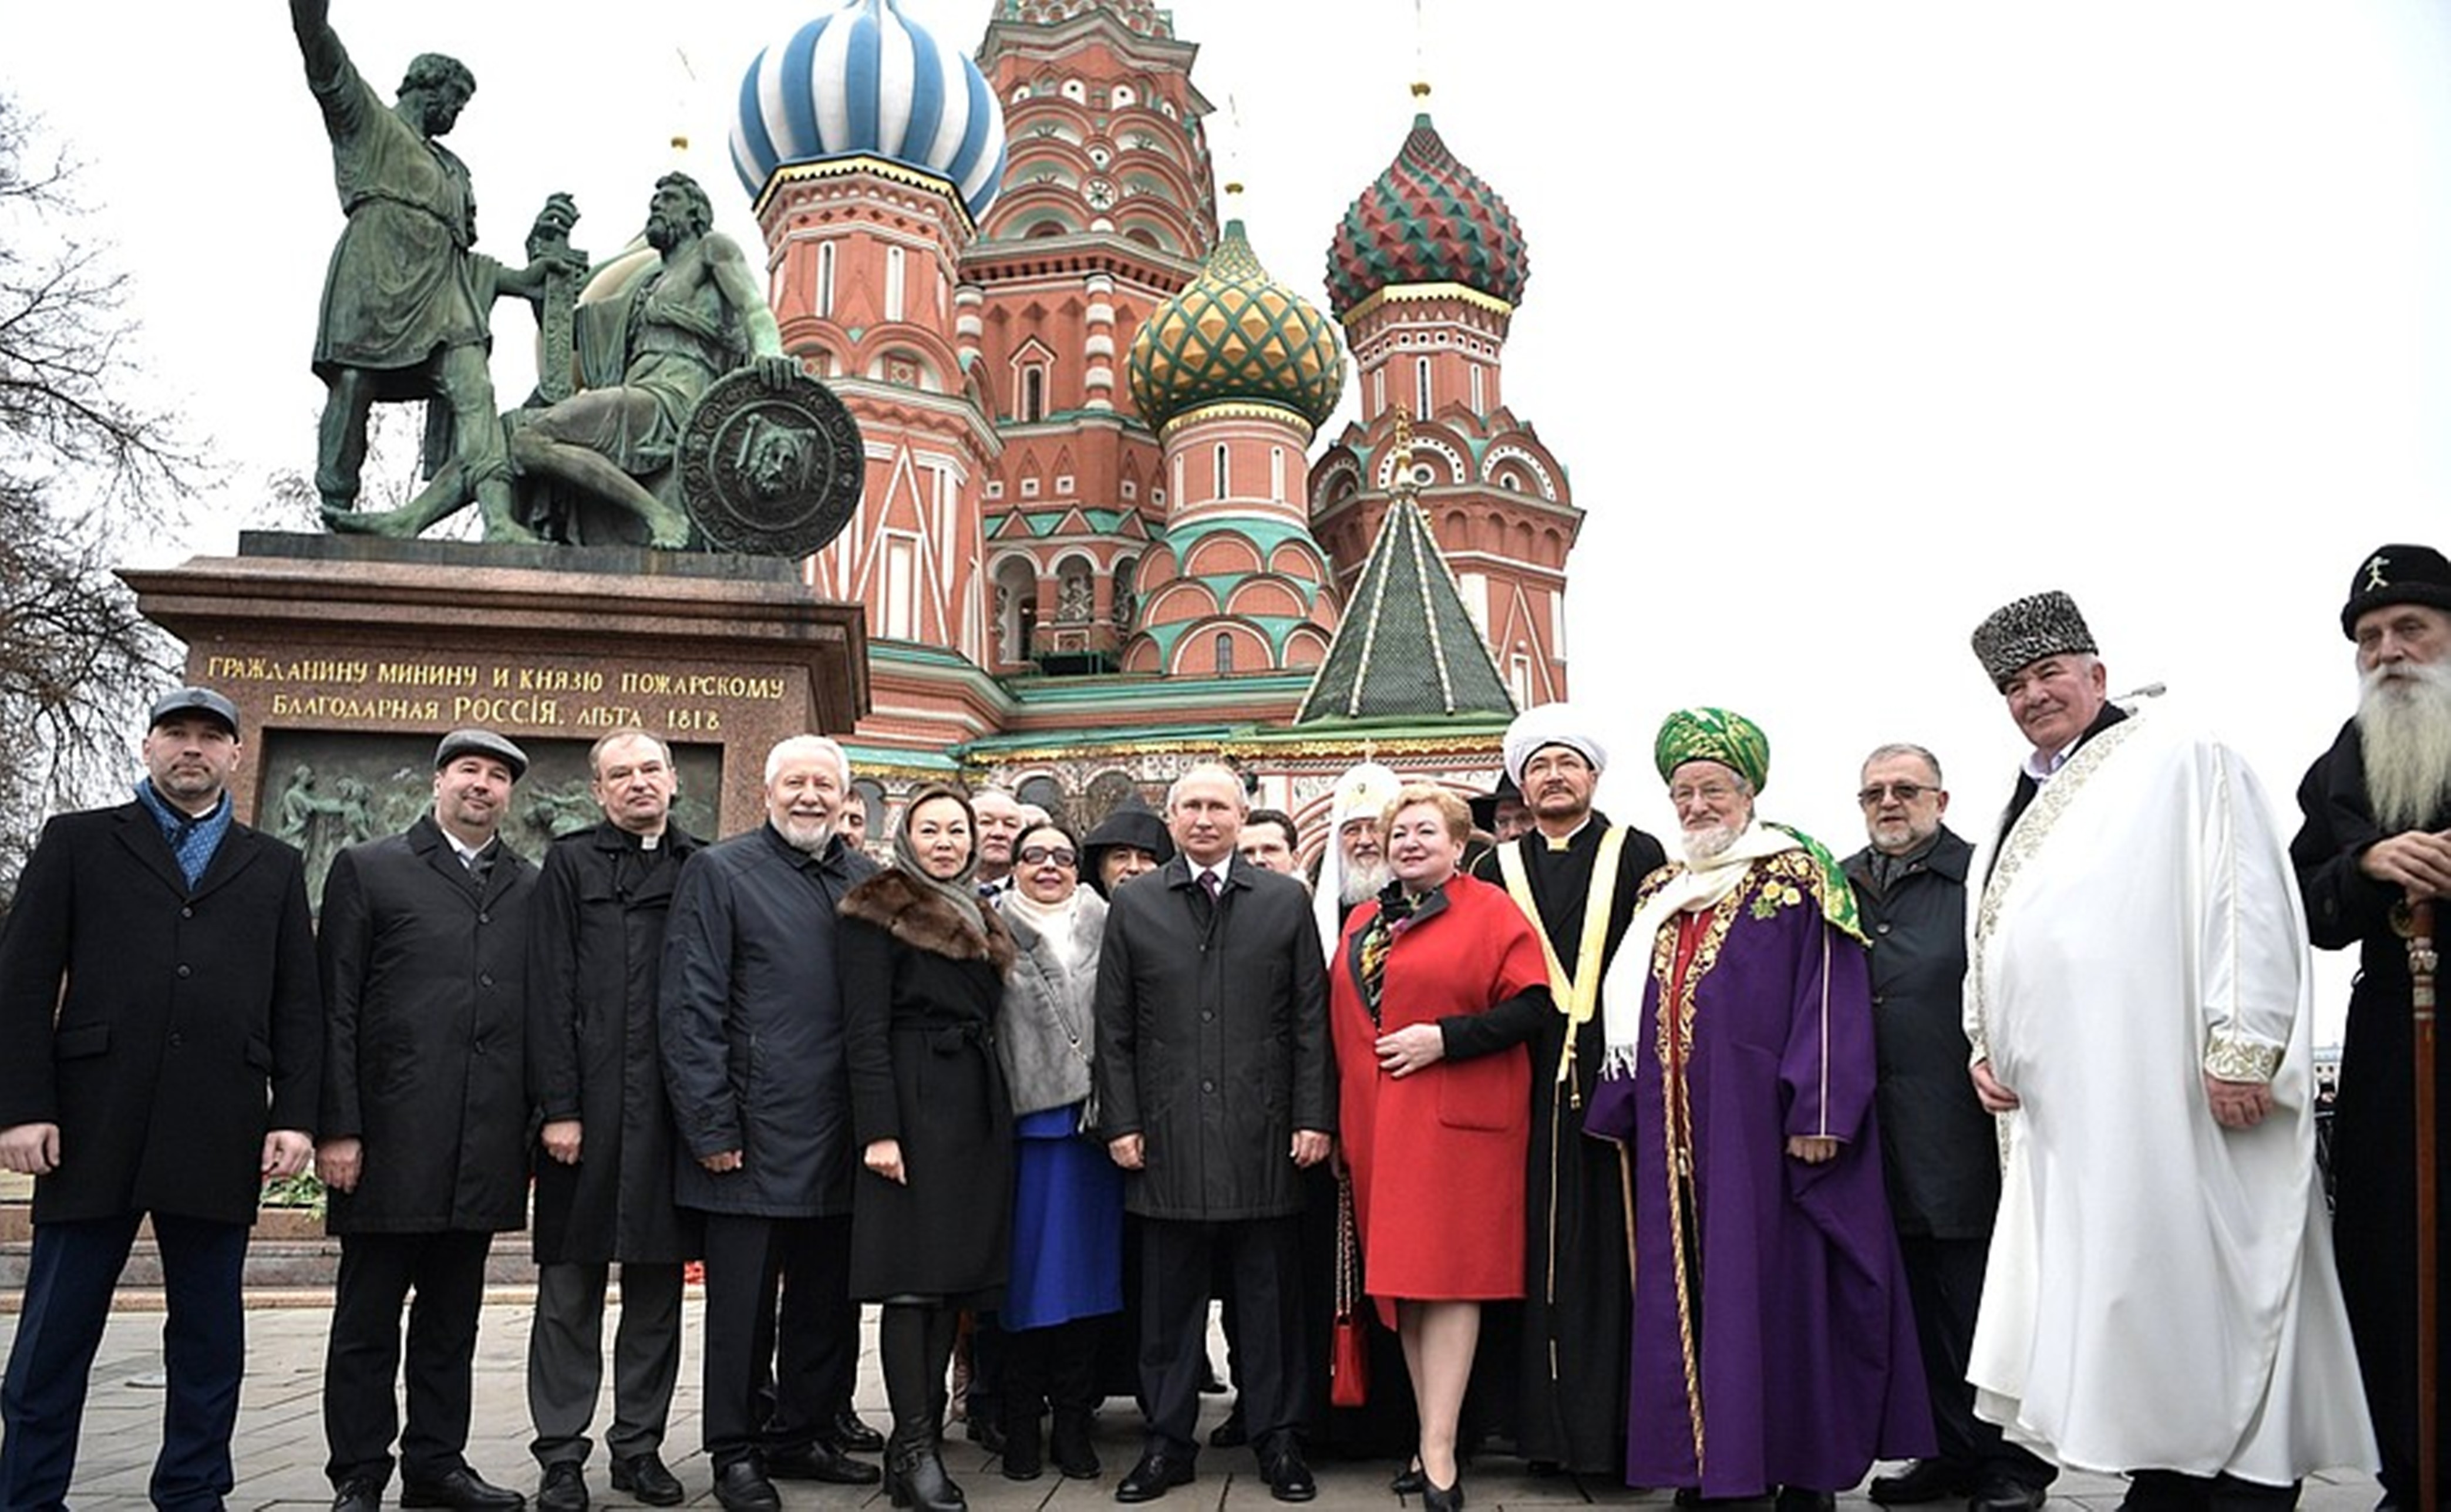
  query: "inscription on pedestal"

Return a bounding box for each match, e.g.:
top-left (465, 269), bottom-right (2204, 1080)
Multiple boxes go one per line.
top-left (200, 654), bottom-right (792, 740)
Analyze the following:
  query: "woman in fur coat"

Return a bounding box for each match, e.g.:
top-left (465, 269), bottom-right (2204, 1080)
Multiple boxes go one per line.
top-left (840, 786), bottom-right (1016, 1512)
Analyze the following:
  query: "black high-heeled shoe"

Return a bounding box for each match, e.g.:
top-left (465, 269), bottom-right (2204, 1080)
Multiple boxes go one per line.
top-left (1421, 1476), bottom-right (1464, 1512)
top-left (1391, 1460), bottom-right (1425, 1496)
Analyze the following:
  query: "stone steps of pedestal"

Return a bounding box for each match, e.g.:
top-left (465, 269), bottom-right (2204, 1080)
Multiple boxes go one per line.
top-left (0, 1204), bottom-right (543, 1300)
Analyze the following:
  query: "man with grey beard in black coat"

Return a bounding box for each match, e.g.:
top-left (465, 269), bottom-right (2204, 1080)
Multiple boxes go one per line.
top-left (2293, 543), bottom-right (2451, 1511)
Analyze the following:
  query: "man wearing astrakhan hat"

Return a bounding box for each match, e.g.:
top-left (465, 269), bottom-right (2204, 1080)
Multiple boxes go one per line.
top-left (2291, 545), bottom-right (2451, 1506)
top-left (1962, 592), bottom-right (2371, 1507)
top-left (1459, 705), bottom-right (1664, 1478)
top-left (1581, 709), bottom-right (1927, 1507)
top-left (319, 729), bottom-right (540, 1511)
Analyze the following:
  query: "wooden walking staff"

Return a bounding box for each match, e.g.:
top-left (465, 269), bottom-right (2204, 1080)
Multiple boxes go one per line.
top-left (2401, 897), bottom-right (2441, 1511)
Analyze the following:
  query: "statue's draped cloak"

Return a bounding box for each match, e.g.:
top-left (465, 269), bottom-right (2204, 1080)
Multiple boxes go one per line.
top-left (307, 47), bottom-right (486, 389)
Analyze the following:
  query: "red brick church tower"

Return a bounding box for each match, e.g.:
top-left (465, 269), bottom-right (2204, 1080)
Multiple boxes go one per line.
top-left (1312, 87), bottom-right (1583, 706)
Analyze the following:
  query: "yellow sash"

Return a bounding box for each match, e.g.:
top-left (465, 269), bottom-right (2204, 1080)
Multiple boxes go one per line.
top-left (1499, 826), bottom-right (1628, 1086)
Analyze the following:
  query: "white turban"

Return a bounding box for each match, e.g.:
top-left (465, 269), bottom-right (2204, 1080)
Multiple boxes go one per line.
top-left (1315, 762), bottom-right (1403, 961)
top-left (1503, 703), bottom-right (1608, 787)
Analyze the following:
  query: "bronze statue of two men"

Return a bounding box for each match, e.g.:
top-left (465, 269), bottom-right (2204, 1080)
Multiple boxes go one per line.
top-left (292, 0), bottom-right (803, 550)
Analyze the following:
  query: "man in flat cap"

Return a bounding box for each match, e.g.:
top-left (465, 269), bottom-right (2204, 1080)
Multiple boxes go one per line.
top-left (1964, 592), bottom-right (2371, 1507)
top-left (0, 688), bottom-right (320, 1511)
top-left (1580, 708), bottom-right (1926, 1507)
top-left (1455, 705), bottom-right (1664, 1478)
top-left (319, 729), bottom-right (538, 1511)
top-left (2291, 544), bottom-right (2451, 1506)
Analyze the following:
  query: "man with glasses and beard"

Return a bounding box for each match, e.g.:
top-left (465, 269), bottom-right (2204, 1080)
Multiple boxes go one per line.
top-left (2292, 544), bottom-right (2451, 1509)
top-left (1581, 709), bottom-right (1925, 1508)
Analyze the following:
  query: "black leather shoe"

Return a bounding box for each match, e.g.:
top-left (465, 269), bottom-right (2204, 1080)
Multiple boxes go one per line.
top-left (1262, 1447), bottom-right (1317, 1504)
top-left (609, 1454), bottom-right (685, 1507)
top-left (401, 1468), bottom-right (527, 1510)
top-left (536, 1463), bottom-right (588, 1512)
top-left (1208, 1406), bottom-right (1248, 1449)
top-left (1971, 1479), bottom-right (2047, 1512)
top-left (1392, 1460), bottom-right (1426, 1496)
top-left (1871, 1462), bottom-right (1975, 1507)
top-left (1115, 1447), bottom-right (1196, 1503)
top-left (768, 1442), bottom-right (883, 1486)
top-left (334, 1481), bottom-right (385, 1512)
top-left (1422, 1477), bottom-right (1465, 1512)
top-left (711, 1460), bottom-right (780, 1512)
top-left (830, 1410), bottom-right (886, 1454)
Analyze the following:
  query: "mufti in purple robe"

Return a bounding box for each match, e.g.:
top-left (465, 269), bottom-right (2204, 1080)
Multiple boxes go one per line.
top-left (1586, 708), bottom-right (1931, 1498)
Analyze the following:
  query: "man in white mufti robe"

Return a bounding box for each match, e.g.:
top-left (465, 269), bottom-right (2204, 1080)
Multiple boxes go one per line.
top-left (1961, 590), bottom-right (2370, 1508)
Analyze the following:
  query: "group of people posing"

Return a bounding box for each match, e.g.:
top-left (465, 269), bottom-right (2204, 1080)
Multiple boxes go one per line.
top-left (5, 542), bottom-right (2451, 1512)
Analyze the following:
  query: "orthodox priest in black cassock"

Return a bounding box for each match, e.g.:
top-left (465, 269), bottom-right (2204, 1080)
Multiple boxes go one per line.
top-left (1458, 706), bottom-right (1666, 1474)
top-left (2290, 542), bottom-right (2451, 1510)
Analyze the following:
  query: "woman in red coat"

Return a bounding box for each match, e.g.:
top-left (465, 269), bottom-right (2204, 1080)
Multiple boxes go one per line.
top-left (1331, 784), bottom-right (1550, 1512)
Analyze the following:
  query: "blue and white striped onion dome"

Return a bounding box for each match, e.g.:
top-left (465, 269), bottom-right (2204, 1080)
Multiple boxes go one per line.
top-left (730, 0), bottom-right (1009, 222)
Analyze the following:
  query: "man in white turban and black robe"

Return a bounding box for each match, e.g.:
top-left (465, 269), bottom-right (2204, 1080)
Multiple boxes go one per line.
top-left (1454, 705), bottom-right (1666, 1475)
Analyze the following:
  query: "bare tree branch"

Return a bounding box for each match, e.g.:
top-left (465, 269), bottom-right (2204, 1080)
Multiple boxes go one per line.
top-left (0, 93), bottom-right (201, 907)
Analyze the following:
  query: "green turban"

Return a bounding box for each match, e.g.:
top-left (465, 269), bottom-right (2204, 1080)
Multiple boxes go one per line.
top-left (1653, 706), bottom-right (1770, 794)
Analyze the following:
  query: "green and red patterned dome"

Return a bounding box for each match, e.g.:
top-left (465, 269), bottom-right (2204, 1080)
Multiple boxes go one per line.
top-left (1327, 110), bottom-right (1528, 317)
top-left (1128, 219), bottom-right (1345, 433)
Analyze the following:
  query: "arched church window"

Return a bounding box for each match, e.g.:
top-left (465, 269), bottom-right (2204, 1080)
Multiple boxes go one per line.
top-left (1112, 556), bottom-right (1139, 631)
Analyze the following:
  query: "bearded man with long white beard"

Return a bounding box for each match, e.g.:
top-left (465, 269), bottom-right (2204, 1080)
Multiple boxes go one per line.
top-left (1581, 708), bottom-right (1928, 1505)
top-left (2292, 543), bottom-right (2451, 1509)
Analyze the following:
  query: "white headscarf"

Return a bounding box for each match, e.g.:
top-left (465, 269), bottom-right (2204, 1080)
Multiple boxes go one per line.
top-left (1313, 761), bottom-right (1402, 961)
top-left (1503, 703), bottom-right (1608, 787)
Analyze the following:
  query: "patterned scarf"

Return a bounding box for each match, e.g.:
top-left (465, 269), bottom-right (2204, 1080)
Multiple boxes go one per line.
top-left (1358, 882), bottom-right (1435, 1031)
top-left (134, 780), bottom-right (231, 891)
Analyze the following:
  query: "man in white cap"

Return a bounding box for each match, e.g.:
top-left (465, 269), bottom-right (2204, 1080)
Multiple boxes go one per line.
top-left (1965, 591), bottom-right (2371, 1508)
top-left (1456, 705), bottom-right (1666, 1477)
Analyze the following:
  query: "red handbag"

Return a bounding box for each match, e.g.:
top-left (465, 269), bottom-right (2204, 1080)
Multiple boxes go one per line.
top-left (1329, 1172), bottom-right (1368, 1408)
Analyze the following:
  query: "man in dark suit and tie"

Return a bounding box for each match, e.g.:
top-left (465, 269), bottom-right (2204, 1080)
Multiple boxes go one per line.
top-left (0, 685), bottom-right (322, 1511)
top-left (1093, 763), bottom-right (1334, 1505)
top-left (318, 728), bottom-right (538, 1511)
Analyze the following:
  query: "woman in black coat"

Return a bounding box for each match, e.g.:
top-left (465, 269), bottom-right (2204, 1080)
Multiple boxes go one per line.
top-left (840, 786), bottom-right (1016, 1512)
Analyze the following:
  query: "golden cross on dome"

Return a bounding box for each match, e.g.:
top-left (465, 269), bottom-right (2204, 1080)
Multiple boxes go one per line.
top-left (2366, 553), bottom-right (2392, 590)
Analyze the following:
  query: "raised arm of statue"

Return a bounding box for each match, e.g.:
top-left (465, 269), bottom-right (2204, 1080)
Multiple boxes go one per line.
top-left (290, 0), bottom-right (344, 85)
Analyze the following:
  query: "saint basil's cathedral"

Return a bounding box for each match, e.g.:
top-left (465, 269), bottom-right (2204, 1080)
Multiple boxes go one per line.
top-left (728, 0), bottom-right (1582, 850)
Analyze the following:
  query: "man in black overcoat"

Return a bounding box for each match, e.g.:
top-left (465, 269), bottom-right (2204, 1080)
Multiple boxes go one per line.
top-left (2291, 542), bottom-right (2451, 1508)
top-left (1093, 762), bottom-right (1334, 1505)
top-left (0, 686), bottom-right (320, 1512)
top-left (1839, 743), bottom-right (2052, 1512)
top-left (523, 730), bottom-right (705, 1510)
top-left (659, 735), bottom-right (879, 1512)
top-left (318, 728), bottom-right (537, 1512)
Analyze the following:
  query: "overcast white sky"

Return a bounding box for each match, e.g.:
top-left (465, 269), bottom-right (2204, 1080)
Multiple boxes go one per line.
top-left (15, 2), bottom-right (2451, 1039)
